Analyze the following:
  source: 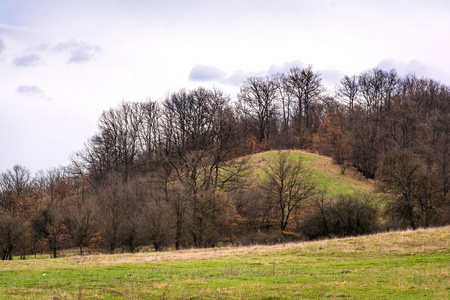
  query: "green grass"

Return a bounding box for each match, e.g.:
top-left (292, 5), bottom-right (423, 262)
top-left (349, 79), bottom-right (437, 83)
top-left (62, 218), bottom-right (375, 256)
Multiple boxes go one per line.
top-left (247, 150), bottom-right (376, 196)
top-left (1, 226), bottom-right (449, 299)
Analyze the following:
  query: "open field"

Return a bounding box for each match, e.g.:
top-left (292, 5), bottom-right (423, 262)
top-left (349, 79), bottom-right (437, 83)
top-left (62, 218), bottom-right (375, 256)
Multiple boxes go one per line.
top-left (0, 226), bottom-right (449, 299)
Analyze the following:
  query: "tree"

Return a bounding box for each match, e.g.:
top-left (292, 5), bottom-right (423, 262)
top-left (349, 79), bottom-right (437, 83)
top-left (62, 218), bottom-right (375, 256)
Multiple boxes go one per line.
top-left (336, 74), bottom-right (359, 111)
top-left (0, 211), bottom-right (29, 260)
top-left (300, 194), bottom-right (379, 239)
top-left (315, 112), bottom-right (348, 172)
top-left (75, 101), bottom-right (143, 184)
top-left (31, 204), bottom-right (69, 258)
top-left (0, 165), bottom-right (32, 213)
top-left (96, 175), bottom-right (138, 253)
top-left (272, 73), bottom-right (297, 148)
top-left (65, 189), bottom-right (96, 256)
top-left (261, 152), bottom-right (316, 232)
top-left (358, 68), bottom-right (399, 116)
top-left (237, 76), bottom-right (278, 142)
top-left (142, 198), bottom-right (173, 251)
top-left (137, 99), bottom-right (161, 167)
top-left (379, 150), bottom-right (436, 229)
top-left (166, 181), bottom-right (190, 250)
top-left (287, 66), bottom-right (324, 136)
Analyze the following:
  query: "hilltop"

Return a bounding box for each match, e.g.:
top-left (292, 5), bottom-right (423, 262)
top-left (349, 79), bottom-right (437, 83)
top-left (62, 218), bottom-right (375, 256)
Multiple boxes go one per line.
top-left (247, 150), bottom-right (376, 196)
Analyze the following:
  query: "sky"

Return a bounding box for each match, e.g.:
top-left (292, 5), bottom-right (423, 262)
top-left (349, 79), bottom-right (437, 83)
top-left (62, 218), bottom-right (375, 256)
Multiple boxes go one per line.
top-left (1, 0), bottom-right (449, 174)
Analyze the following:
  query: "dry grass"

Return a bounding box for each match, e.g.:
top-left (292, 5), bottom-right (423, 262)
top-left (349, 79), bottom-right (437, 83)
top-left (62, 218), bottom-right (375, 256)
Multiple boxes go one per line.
top-left (3, 226), bottom-right (446, 271)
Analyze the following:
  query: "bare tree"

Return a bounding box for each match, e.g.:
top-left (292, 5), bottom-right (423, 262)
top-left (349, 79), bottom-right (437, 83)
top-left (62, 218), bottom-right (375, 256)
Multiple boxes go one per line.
top-left (137, 99), bottom-right (161, 167)
top-left (237, 76), bottom-right (278, 142)
top-left (142, 198), bottom-right (173, 251)
top-left (379, 150), bottom-right (436, 229)
top-left (336, 74), bottom-right (359, 111)
top-left (358, 68), bottom-right (400, 116)
top-left (75, 101), bottom-right (143, 183)
top-left (0, 211), bottom-right (29, 260)
top-left (287, 66), bottom-right (324, 135)
top-left (261, 152), bottom-right (316, 231)
top-left (0, 165), bottom-right (31, 213)
top-left (65, 190), bottom-right (96, 256)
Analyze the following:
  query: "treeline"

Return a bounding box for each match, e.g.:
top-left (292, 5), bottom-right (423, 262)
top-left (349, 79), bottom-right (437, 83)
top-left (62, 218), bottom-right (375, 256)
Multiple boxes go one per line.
top-left (0, 66), bottom-right (449, 259)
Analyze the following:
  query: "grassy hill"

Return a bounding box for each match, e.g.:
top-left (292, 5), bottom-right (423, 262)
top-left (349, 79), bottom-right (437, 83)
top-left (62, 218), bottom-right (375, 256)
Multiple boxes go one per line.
top-left (247, 150), bottom-right (376, 196)
top-left (0, 226), bottom-right (448, 299)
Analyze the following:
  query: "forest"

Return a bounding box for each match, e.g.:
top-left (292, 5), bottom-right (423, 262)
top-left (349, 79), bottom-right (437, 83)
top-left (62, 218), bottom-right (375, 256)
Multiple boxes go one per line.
top-left (0, 66), bottom-right (449, 260)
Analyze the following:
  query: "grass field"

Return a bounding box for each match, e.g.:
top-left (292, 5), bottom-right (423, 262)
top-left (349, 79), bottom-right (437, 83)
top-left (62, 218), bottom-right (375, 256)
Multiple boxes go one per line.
top-left (247, 150), bottom-right (376, 196)
top-left (1, 226), bottom-right (449, 299)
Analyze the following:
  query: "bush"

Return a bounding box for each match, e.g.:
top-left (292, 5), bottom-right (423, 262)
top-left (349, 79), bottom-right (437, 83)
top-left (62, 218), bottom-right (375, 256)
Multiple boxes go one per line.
top-left (300, 194), bottom-right (380, 239)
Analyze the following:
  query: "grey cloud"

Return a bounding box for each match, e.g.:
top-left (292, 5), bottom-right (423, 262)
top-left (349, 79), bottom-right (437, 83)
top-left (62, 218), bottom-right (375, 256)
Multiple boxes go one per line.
top-left (17, 85), bottom-right (48, 100)
top-left (188, 64), bottom-right (265, 86)
top-left (377, 58), bottom-right (450, 85)
top-left (224, 70), bottom-right (267, 86)
top-left (54, 41), bottom-right (101, 64)
top-left (192, 60), bottom-right (344, 88)
top-left (68, 48), bottom-right (93, 63)
top-left (13, 54), bottom-right (41, 67)
top-left (69, 46), bottom-right (100, 64)
top-left (377, 59), bottom-right (434, 78)
top-left (0, 38), bottom-right (4, 54)
top-left (25, 43), bottom-right (49, 53)
top-left (54, 41), bottom-right (80, 52)
top-left (189, 64), bottom-right (226, 81)
top-left (267, 60), bottom-right (304, 76)
top-left (223, 61), bottom-right (304, 86)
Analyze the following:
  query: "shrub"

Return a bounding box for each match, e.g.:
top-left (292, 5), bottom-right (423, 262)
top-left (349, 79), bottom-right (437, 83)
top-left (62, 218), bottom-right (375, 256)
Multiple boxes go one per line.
top-left (300, 194), bottom-right (379, 239)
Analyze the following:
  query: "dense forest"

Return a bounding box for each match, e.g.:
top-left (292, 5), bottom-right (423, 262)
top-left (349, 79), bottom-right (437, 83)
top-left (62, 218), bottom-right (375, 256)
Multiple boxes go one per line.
top-left (1, 66), bottom-right (449, 259)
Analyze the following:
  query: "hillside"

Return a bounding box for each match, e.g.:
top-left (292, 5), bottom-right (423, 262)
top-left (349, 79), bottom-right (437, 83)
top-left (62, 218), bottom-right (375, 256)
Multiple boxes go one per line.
top-left (0, 226), bottom-right (448, 299)
top-left (247, 150), bottom-right (376, 196)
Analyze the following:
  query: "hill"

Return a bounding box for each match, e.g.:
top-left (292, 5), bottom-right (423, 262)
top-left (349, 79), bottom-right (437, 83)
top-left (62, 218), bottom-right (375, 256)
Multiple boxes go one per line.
top-left (0, 226), bottom-right (448, 299)
top-left (246, 150), bottom-right (376, 196)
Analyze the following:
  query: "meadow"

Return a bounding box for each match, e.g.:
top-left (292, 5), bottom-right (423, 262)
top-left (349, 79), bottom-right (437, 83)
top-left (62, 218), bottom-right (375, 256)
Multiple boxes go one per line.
top-left (0, 225), bottom-right (448, 299)
top-left (247, 150), bottom-right (376, 196)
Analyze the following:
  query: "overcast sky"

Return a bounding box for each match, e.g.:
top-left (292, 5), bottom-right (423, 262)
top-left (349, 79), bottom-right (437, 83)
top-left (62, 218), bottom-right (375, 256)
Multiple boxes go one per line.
top-left (1, 0), bottom-right (449, 174)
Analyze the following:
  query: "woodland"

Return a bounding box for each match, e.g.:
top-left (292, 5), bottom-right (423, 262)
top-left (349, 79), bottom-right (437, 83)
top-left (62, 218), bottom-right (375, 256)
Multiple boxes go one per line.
top-left (0, 66), bottom-right (449, 260)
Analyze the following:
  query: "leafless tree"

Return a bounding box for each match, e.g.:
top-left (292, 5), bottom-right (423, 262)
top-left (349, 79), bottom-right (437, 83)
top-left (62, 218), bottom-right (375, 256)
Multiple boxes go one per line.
top-left (379, 150), bottom-right (436, 229)
top-left (0, 211), bottom-right (29, 260)
top-left (261, 152), bottom-right (316, 231)
top-left (336, 74), bottom-right (359, 111)
top-left (0, 165), bottom-right (32, 213)
top-left (64, 188), bottom-right (96, 256)
top-left (95, 175), bottom-right (144, 253)
top-left (237, 76), bottom-right (278, 142)
top-left (142, 198), bottom-right (173, 251)
top-left (287, 66), bottom-right (324, 135)
top-left (75, 101), bottom-right (143, 183)
top-left (137, 99), bottom-right (161, 167)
